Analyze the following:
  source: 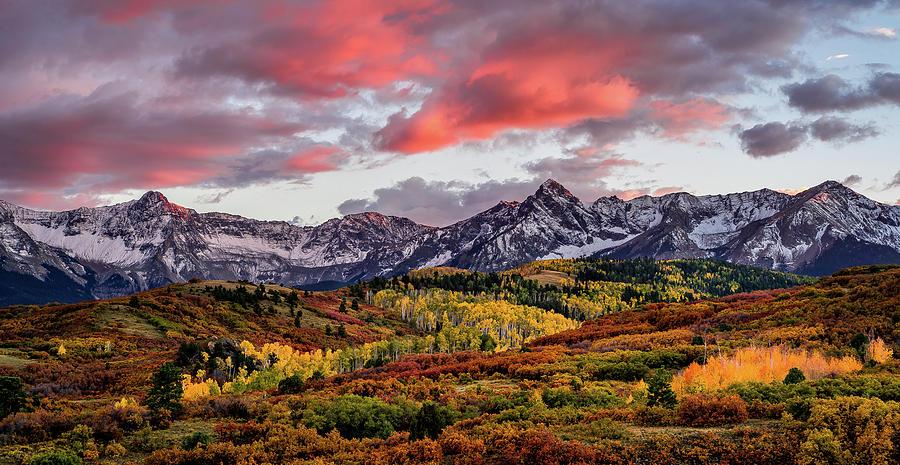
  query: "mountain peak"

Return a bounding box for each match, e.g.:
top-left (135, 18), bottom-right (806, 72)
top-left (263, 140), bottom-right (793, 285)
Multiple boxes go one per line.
top-left (138, 191), bottom-right (168, 203)
top-left (134, 191), bottom-right (193, 218)
top-left (535, 179), bottom-right (577, 200)
top-left (800, 180), bottom-right (860, 199)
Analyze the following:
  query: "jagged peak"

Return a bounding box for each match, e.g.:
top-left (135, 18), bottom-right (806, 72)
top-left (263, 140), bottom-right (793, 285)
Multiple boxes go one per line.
top-left (796, 180), bottom-right (864, 202)
top-left (804, 180), bottom-right (852, 193)
top-left (534, 178), bottom-right (578, 201)
top-left (133, 191), bottom-right (193, 218)
top-left (138, 190), bottom-right (168, 203)
top-left (339, 211), bottom-right (431, 229)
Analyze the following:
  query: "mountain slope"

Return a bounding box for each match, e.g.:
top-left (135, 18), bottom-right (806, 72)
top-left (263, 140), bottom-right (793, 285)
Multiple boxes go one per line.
top-left (1, 180), bottom-right (899, 304)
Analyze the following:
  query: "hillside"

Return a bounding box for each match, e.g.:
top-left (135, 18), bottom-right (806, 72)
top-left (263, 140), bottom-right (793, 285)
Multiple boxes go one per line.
top-left (0, 262), bottom-right (897, 464)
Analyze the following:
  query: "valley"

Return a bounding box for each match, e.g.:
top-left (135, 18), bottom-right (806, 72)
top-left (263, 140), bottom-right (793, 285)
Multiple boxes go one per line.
top-left (0, 259), bottom-right (896, 464)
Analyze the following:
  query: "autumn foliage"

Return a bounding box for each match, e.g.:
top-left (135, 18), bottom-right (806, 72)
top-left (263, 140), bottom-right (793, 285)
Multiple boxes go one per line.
top-left (674, 345), bottom-right (863, 393)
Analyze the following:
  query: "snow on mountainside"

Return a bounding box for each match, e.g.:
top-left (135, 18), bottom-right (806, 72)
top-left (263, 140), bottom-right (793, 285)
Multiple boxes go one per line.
top-left (1, 180), bottom-right (899, 305)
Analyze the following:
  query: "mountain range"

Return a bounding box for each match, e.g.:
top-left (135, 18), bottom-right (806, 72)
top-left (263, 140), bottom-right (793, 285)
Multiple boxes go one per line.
top-left (2, 179), bottom-right (899, 305)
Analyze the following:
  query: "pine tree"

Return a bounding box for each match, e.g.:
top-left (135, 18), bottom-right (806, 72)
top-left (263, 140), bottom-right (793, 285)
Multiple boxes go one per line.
top-left (0, 376), bottom-right (29, 419)
top-left (146, 362), bottom-right (184, 413)
top-left (646, 368), bottom-right (677, 408)
top-left (337, 324), bottom-right (348, 338)
top-left (339, 299), bottom-right (347, 312)
top-left (783, 367), bottom-right (806, 384)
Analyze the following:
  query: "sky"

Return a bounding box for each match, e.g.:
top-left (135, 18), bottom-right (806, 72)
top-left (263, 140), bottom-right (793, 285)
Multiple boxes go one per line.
top-left (1, 0), bottom-right (899, 227)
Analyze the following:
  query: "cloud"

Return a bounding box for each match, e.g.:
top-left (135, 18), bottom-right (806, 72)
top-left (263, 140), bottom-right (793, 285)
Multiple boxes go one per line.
top-left (337, 177), bottom-right (540, 226)
top-left (842, 174), bottom-right (862, 186)
top-left (373, 0), bottom-right (813, 153)
top-left (173, 0), bottom-right (447, 99)
top-left (0, 86), bottom-right (350, 208)
top-left (738, 116), bottom-right (878, 157)
top-left (887, 170), bottom-right (900, 189)
top-left (783, 73), bottom-right (900, 112)
top-left (739, 122), bottom-right (808, 157)
top-left (0, 0), bottom-right (895, 209)
top-left (808, 116), bottom-right (878, 143)
top-left (825, 54), bottom-right (850, 61)
top-left (648, 98), bottom-right (730, 139)
top-left (866, 27), bottom-right (897, 39)
top-left (523, 152), bottom-right (639, 198)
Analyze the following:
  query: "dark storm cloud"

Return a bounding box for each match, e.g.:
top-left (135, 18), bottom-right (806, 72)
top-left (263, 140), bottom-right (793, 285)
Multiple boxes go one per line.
top-left (809, 116), bottom-right (878, 142)
top-left (783, 73), bottom-right (900, 112)
top-left (337, 177), bottom-right (540, 226)
top-left (739, 115), bottom-right (880, 157)
top-left (739, 122), bottom-right (809, 157)
top-left (842, 174), bottom-right (862, 186)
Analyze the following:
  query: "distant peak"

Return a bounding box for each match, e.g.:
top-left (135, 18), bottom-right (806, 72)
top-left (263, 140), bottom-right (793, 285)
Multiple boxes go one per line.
top-left (535, 179), bottom-right (577, 200)
top-left (802, 180), bottom-right (856, 196)
top-left (344, 211), bottom-right (387, 222)
top-left (134, 191), bottom-right (193, 218)
top-left (139, 191), bottom-right (168, 203)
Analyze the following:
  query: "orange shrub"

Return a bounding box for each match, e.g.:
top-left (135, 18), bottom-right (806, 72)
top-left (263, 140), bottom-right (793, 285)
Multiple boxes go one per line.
top-left (676, 394), bottom-right (749, 426)
top-left (673, 345), bottom-right (861, 393)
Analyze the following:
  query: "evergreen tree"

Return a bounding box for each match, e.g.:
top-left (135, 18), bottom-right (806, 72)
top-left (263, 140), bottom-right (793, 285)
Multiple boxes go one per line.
top-left (325, 325), bottom-right (334, 336)
top-left (146, 362), bottom-right (184, 413)
top-left (339, 299), bottom-right (347, 312)
top-left (0, 376), bottom-right (29, 419)
top-left (410, 401), bottom-right (455, 440)
top-left (337, 323), bottom-right (348, 337)
top-left (479, 334), bottom-right (497, 352)
top-left (351, 299), bottom-right (360, 310)
top-left (784, 367), bottom-right (806, 384)
top-left (646, 368), bottom-right (677, 408)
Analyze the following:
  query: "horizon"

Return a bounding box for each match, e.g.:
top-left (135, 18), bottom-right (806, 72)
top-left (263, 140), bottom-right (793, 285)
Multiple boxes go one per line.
top-left (1, 1), bottom-right (898, 226)
top-left (0, 177), bottom-right (880, 228)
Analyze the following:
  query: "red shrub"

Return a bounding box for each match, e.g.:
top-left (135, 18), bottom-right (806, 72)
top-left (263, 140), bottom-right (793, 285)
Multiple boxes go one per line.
top-left (676, 394), bottom-right (749, 427)
top-left (0, 410), bottom-right (72, 443)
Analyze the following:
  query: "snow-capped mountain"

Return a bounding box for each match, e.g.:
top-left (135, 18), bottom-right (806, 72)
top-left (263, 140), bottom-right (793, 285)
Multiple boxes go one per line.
top-left (2, 179), bottom-right (899, 305)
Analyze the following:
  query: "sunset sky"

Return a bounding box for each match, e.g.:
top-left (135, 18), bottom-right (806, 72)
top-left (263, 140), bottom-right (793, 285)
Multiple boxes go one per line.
top-left (2, 0), bottom-right (899, 226)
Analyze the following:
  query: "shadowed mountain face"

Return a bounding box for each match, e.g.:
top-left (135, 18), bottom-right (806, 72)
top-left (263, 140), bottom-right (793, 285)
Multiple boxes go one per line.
top-left (2, 180), bottom-right (899, 305)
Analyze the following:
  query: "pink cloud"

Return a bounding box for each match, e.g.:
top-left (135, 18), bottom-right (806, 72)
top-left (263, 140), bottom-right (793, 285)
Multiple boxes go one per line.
top-left (376, 34), bottom-right (640, 153)
top-left (650, 98), bottom-right (730, 139)
top-left (285, 146), bottom-right (346, 174)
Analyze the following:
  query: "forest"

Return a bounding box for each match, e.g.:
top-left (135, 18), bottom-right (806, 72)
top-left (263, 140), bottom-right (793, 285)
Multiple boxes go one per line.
top-left (0, 260), bottom-right (897, 464)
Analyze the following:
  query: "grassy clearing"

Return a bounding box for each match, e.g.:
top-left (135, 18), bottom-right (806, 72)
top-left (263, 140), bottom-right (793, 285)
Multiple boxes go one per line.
top-left (94, 305), bottom-right (166, 338)
top-left (0, 349), bottom-right (35, 368)
top-left (522, 270), bottom-right (572, 286)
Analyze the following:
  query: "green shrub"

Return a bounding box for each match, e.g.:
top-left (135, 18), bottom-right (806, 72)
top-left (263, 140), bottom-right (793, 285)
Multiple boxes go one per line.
top-left (278, 374), bottom-right (305, 394)
top-left (180, 431), bottom-right (211, 449)
top-left (30, 451), bottom-right (82, 465)
top-left (302, 395), bottom-right (414, 439)
top-left (410, 401), bottom-right (456, 440)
